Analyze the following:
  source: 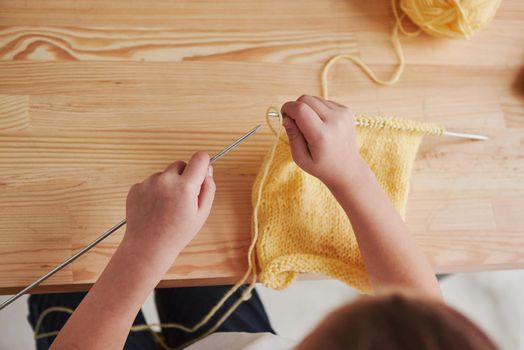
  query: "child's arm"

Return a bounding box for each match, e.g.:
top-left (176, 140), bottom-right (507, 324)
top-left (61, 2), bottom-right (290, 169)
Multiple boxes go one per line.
top-left (50, 152), bottom-right (215, 350)
top-left (281, 95), bottom-right (441, 299)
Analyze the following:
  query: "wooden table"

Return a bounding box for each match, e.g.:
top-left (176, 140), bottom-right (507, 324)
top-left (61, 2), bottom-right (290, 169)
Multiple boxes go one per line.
top-left (0, 0), bottom-right (523, 295)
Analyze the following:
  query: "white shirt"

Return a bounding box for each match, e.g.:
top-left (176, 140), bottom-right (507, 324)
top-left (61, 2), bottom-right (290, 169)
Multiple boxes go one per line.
top-left (186, 332), bottom-right (297, 350)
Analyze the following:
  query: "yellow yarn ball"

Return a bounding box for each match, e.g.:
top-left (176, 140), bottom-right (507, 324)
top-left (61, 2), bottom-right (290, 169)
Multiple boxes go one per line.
top-left (400, 0), bottom-right (502, 38)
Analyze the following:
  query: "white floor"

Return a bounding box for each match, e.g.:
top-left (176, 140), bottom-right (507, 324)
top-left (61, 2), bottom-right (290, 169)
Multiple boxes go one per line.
top-left (1, 270), bottom-right (523, 350)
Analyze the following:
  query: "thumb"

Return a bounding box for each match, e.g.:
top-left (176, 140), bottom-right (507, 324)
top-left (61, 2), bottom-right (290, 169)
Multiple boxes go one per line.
top-left (184, 152), bottom-right (210, 187)
top-left (198, 166), bottom-right (216, 216)
top-left (283, 116), bottom-right (311, 165)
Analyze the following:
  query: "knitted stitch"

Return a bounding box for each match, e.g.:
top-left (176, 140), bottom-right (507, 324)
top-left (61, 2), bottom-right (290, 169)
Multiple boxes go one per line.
top-left (252, 116), bottom-right (444, 293)
top-left (33, 115), bottom-right (444, 347)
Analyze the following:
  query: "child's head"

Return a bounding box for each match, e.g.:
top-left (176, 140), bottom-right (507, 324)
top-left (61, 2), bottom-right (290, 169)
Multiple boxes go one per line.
top-left (296, 291), bottom-right (497, 350)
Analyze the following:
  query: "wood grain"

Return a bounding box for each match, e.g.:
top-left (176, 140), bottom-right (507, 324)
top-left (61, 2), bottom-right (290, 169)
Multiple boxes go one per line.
top-left (0, 95), bottom-right (28, 131)
top-left (0, 0), bottom-right (523, 294)
top-left (0, 26), bottom-right (358, 63)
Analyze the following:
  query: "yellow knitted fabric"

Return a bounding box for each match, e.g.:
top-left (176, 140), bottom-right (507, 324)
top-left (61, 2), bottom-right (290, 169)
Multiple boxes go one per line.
top-left (33, 115), bottom-right (444, 348)
top-left (252, 116), bottom-right (443, 293)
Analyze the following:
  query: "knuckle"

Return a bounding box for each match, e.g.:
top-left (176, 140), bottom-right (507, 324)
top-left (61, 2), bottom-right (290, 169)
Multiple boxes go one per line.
top-left (192, 151), bottom-right (209, 163)
top-left (129, 183), bottom-right (140, 195)
top-left (148, 172), bottom-right (162, 182)
top-left (342, 108), bottom-right (354, 119)
top-left (333, 115), bottom-right (344, 127)
top-left (297, 94), bottom-right (309, 102)
top-left (295, 102), bottom-right (310, 116)
top-left (280, 102), bottom-right (292, 114)
top-left (178, 180), bottom-right (195, 194)
top-left (196, 151), bottom-right (209, 158)
top-left (156, 173), bottom-right (172, 188)
top-left (332, 114), bottom-right (350, 129)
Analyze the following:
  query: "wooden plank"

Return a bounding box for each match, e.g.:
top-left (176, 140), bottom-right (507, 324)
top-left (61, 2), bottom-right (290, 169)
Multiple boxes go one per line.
top-left (0, 0), bottom-right (523, 294)
top-left (0, 0), bottom-right (392, 29)
top-left (0, 26), bottom-right (359, 63)
top-left (0, 126), bottom-right (522, 292)
top-left (27, 95), bottom-right (281, 131)
top-left (0, 95), bottom-right (28, 131)
top-left (0, 61), bottom-right (518, 97)
top-left (0, 61), bottom-right (321, 96)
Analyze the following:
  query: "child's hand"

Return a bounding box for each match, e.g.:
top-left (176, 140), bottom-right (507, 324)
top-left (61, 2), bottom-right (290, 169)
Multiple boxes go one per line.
top-left (281, 95), bottom-right (364, 190)
top-left (123, 152), bottom-right (215, 260)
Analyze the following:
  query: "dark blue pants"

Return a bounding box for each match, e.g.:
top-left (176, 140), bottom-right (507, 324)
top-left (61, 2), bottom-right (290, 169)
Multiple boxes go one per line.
top-left (28, 285), bottom-right (274, 349)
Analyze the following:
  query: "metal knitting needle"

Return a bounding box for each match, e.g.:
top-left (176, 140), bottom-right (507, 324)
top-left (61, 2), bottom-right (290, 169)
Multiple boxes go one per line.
top-left (0, 124), bottom-right (262, 312)
top-left (267, 111), bottom-right (488, 141)
top-left (440, 130), bottom-right (488, 141)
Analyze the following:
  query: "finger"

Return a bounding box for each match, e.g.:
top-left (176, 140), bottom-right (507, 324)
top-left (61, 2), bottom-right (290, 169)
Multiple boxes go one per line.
top-left (326, 99), bottom-right (347, 109)
top-left (198, 169), bottom-right (216, 214)
top-left (143, 171), bottom-right (162, 185)
top-left (283, 116), bottom-right (311, 164)
top-left (281, 101), bottom-right (324, 143)
top-left (164, 160), bottom-right (186, 176)
top-left (297, 95), bottom-right (333, 119)
top-left (128, 183), bottom-right (142, 198)
top-left (183, 151), bottom-right (210, 186)
top-left (326, 100), bottom-right (354, 124)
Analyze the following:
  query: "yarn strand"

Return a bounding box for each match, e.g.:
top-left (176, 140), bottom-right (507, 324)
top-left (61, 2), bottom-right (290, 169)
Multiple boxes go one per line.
top-left (30, 0), bottom-right (501, 342)
top-left (321, 0), bottom-right (413, 99)
top-left (32, 108), bottom-right (286, 350)
top-left (392, 0), bottom-right (422, 37)
top-left (321, 0), bottom-right (500, 98)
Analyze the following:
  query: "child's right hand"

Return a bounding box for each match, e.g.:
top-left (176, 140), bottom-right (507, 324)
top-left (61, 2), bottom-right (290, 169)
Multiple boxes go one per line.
top-left (124, 152), bottom-right (215, 264)
top-left (281, 95), bottom-right (365, 190)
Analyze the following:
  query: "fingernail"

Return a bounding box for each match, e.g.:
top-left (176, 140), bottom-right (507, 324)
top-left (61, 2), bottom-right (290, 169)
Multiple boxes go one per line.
top-left (207, 165), bottom-right (213, 177)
